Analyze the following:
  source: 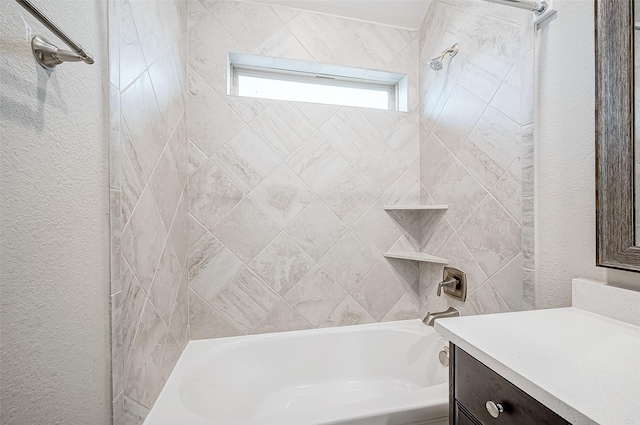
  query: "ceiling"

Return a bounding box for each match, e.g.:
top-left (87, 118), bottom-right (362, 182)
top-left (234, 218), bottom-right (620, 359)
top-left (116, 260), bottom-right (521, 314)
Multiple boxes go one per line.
top-left (246, 0), bottom-right (433, 30)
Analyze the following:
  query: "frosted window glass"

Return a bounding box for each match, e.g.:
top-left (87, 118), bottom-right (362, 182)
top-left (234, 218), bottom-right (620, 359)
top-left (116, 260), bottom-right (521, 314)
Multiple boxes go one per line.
top-left (237, 74), bottom-right (391, 110)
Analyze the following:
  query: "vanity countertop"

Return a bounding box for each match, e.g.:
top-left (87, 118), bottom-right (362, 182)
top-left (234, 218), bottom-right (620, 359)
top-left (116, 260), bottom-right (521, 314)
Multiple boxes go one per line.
top-left (435, 279), bottom-right (640, 425)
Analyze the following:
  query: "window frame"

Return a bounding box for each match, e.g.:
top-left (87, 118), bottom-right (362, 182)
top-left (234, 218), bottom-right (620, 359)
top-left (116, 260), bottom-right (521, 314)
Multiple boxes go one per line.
top-left (230, 64), bottom-right (399, 111)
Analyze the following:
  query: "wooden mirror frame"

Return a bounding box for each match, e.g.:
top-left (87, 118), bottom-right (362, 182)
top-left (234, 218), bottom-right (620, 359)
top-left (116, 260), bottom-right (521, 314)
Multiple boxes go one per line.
top-left (595, 0), bottom-right (640, 272)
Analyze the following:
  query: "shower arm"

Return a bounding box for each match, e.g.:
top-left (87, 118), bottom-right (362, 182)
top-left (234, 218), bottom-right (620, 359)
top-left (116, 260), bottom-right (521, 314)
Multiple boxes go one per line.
top-left (438, 44), bottom-right (458, 59)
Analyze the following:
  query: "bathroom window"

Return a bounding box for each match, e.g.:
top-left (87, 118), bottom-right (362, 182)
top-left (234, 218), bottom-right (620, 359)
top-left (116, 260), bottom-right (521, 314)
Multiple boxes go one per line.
top-left (229, 53), bottom-right (407, 111)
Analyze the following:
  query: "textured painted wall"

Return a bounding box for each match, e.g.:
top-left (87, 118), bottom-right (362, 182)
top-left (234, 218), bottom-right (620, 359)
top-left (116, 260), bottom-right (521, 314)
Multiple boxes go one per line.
top-left (112, 0), bottom-right (190, 421)
top-left (0, 0), bottom-right (111, 424)
top-left (536, 0), bottom-right (640, 306)
top-left (417, 0), bottom-right (534, 316)
top-left (186, 0), bottom-right (425, 338)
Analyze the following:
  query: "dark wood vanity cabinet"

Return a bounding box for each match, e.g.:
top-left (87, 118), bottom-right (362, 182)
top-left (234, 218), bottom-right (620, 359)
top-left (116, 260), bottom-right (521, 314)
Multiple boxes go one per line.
top-left (449, 344), bottom-right (571, 425)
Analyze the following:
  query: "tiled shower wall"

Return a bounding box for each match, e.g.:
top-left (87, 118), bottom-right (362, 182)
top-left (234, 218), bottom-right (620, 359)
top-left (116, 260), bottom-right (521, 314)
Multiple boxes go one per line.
top-left (110, 0), bottom-right (190, 421)
top-left (186, 0), bottom-right (427, 339)
top-left (417, 0), bottom-right (535, 315)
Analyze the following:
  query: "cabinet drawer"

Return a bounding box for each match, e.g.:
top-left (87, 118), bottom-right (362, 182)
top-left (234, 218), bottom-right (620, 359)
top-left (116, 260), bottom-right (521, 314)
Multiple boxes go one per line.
top-left (453, 346), bottom-right (569, 425)
top-left (454, 402), bottom-right (481, 425)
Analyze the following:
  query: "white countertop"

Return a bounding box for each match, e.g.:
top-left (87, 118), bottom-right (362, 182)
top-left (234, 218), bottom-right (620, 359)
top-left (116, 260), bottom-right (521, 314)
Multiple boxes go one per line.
top-left (435, 280), bottom-right (640, 425)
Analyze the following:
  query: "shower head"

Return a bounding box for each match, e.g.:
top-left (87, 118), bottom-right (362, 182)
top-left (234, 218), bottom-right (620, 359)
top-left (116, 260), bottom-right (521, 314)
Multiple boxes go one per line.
top-left (428, 43), bottom-right (459, 71)
top-left (428, 57), bottom-right (443, 71)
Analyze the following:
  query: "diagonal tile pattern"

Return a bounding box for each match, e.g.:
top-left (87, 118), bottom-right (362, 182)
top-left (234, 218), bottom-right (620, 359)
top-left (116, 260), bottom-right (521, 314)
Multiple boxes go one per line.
top-left (113, 0), bottom-right (531, 415)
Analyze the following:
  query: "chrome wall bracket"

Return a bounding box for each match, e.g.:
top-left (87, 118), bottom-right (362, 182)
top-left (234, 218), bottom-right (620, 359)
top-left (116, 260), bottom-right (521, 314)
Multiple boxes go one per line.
top-left (31, 36), bottom-right (90, 70)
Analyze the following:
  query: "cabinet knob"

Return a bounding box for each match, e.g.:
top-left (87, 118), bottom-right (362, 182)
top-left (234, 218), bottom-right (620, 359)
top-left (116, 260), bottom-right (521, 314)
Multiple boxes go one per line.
top-left (486, 401), bottom-right (504, 418)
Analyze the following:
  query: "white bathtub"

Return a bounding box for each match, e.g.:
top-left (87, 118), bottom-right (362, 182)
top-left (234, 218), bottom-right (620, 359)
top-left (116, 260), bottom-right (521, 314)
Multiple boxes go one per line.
top-left (144, 320), bottom-right (450, 425)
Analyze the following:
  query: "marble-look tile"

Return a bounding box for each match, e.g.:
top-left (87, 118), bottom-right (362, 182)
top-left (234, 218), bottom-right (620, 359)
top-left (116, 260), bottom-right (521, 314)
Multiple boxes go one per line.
top-left (285, 199), bottom-right (347, 261)
top-left (492, 156), bottom-right (522, 223)
top-left (188, 70), bottom-right (245, 157)
top-left (351, 201), bottom-right (404, 258)
top-left (270, 5), bottom-right (299, 23)
top-left (168, 116), bottom-right (188, 189)
top-left (121, 187), bottom-right (168, 291)
top-left (319, 167), bottom-right (378, 228)
top-left (188, 0), bottom-right (208, 29)
top-left (319, 232), bottom-right (378, 292)
top-left (459, 196), bottom-right (522, 278)
top-left (201, 0), bottom-right (283, 52)
top-left (522, 197), bottom-right (535, 270)
top-left (189, 289), bottom-right (243, 339)
top-left (187, 214), bottom-right (207, 248)
top-left (223, 96), bottom-right (270, 124)
top-left (121, 71), bottom-right (167, 178)
top-left (252, 26), bottom-right (314, 62)
top-left (149, 145), bottom-right (182, 232)
top-left (457, 48), bottom-right (513, 103)
top-left (187, 233), bottom-right (234, 299)
top-left (378, 113), bottom-right (420, 169)
top-left (491, 56), bottom-right (522, 125)
top-left (421, 211), bottom-right (454, 254)
top-left (521, 50), bottom-right (535, 125)
top-left (123, 258), bottom-right (145, 363)
top-left (351, 263), bottom-right (406, 321)
top-left (285, 266), bottom-right (347, 326)
top-left (419, 73), bottom-right (456, 131)
top-left (111, 190), bottom-right (122, 294)
top-left (252, 300), bottom-right (313, 334)
top-left (188, 13), bottom-right (242, 95)
top-left (249, 102), bottom-right (315, 160)
top-left (286, 132), bottom-right (348, 194)
top-left (522, 268), bottom-right (535, 310)
top-left (113, 392), bottom-right (124, 425)
top-left (459, 106), bottom-right (522, 189)
top-left (148, 36), bottom-right (188, 135)
top-left (168, 268), bottom-right (189, 348)
top-left (149, 241), bottom-right (182, 325)
top-left (124, 300), bottom-right (181, 408)
top-left (420, 129), bottom-right (454, 196)
top-left (187, 140), bottom-right (208, 175)
top-left (287, 12), bottom-right (362, 61)
top-left (521, 123), bottom-right (534, 147)
top-left (210, 267), bottom-right (280, 333)
top-left (361, 109), bottom-right (403, 134)
top-left (211, 198), bottom-right (281, 263)
top-left (522, 145), bottom-right (534, 198)
top-left (383, 293), bottom-right (420, 322)
top-left (212, 127), bottom-right (280, 193)
top-left (432, 160), bottom-right (488, 230)
top-left (249, 232), bottom-right (315, 295)
top-left (249, 164), bottom-right (315, 227)
top-left (433, 85), bottom-right (487, 155)
top-left (188, 160), bottom-right (244, 231)
top-left (419, 263), bottom-right (450, 318)
top-left (354, 23), bottom-right (413, 69)
top-left (455, 281), bottom-right (510, 316)
top-left (491, 253), bottom-right (523, 311)
top-left (319, 108), bottom-right (379, 162)
top-left (295, 102), bottom-right (339, 128)
top-left (435, 232), bottom-right (487, 294)
top-left (128, 0), bottom-right (186, 68)
top-left (352, 140), bottom-right (408, 196)
top-left (119, 0), bottom-right (146, 90)
top-left (491, 3), bottom-right (528, 25)
top-left (111, 291), bottom-right (124, 399)
top-left (109, 83), bottom-right (121, 189)
top-left (123, 396), bottom-right (149, 425)
top-left (320, 296), bottom-right (376, 328)
top-left (380, 169), bottom-right (420, 207)
top-left (169, 190), bottom-right (188, 267)
top-left (121, 120), bottom-right (146, 226)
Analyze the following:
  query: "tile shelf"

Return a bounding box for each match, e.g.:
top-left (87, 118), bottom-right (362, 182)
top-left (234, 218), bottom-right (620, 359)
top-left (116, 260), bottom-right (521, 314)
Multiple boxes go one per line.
top-left (383, 252), bottom-right (448, 265)
top-left (383, 205), bottom-right (448, 211)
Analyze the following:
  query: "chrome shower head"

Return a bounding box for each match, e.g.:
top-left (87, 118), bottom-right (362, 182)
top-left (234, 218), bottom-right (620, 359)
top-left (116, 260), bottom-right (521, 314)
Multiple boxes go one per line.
top-left (428, 43), bottom-right (459, 72)
top-left (428, 57), bottom-right (443, 71)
